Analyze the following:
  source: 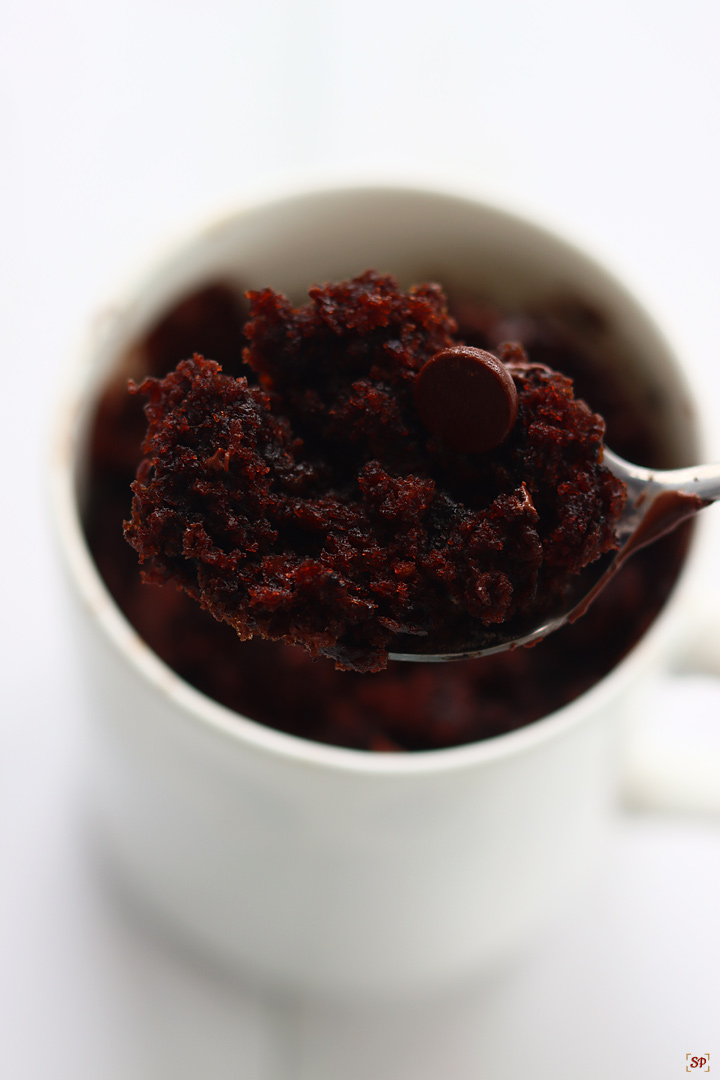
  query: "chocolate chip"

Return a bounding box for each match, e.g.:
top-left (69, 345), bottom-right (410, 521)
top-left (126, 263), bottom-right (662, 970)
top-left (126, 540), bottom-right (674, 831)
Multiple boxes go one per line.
top-left (415, 346), bottom-right (519, 453)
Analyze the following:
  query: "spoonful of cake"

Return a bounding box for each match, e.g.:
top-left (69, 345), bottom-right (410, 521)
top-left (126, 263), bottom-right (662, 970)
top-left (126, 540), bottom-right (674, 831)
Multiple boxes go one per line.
top-left (387, 444), bottom-right (719, 662)
top-left (123, 271), bottom-right (719, 672)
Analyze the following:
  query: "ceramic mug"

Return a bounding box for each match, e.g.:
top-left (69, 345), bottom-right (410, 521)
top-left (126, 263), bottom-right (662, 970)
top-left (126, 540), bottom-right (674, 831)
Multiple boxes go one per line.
top-left (51, 182), bottom-right (720, 998)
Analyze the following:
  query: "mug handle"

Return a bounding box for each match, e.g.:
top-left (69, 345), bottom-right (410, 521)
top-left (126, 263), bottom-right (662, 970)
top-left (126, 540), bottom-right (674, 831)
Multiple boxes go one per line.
top-left (621, 594), bottom-right (720, 816)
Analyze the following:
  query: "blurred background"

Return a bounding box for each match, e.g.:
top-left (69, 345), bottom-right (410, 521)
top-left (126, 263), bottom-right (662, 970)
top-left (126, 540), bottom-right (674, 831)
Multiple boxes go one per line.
top-left (2, 1), bottom-right (720, 1077)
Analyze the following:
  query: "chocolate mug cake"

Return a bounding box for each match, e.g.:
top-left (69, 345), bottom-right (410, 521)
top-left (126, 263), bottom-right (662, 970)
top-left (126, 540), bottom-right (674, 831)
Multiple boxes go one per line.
top-left (55, 185), bottom-right (705, 995)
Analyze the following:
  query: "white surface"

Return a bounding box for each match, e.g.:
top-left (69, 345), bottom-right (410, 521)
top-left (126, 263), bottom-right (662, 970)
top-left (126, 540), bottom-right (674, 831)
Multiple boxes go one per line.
top-left (2, 1), bottom-right (720, 1076)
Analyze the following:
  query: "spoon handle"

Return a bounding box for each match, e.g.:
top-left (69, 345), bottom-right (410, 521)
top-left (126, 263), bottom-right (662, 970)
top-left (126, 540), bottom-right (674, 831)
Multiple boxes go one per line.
top-left (603, 448), bottom-right (720, 542)
top-left (603, 449), bottom-right (720, 503)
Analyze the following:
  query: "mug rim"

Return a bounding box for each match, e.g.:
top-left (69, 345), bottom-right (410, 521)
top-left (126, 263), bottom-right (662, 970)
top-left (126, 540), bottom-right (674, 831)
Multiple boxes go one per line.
top-left (49, 178), bottom-right (702, 779)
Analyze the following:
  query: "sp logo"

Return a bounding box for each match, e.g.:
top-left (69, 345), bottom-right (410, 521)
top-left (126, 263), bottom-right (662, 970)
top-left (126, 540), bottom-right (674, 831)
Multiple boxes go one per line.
top-left (687, 1054), bottom-right (710, 1072)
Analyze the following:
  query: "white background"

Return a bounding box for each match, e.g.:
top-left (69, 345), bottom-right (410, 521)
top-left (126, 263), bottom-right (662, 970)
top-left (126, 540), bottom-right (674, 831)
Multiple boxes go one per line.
top-left (2, 2), bottom-right (720, 1077)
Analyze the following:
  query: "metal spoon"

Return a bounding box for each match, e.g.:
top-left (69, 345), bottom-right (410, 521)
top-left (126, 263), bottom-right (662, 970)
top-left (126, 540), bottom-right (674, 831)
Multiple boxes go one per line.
top-left (387, 448), bottom-right (720, 663)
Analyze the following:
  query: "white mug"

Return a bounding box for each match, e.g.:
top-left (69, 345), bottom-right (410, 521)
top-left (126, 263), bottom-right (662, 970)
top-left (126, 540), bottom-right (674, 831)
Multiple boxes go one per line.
top-left (50, 182), bottom-right (720, 998)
